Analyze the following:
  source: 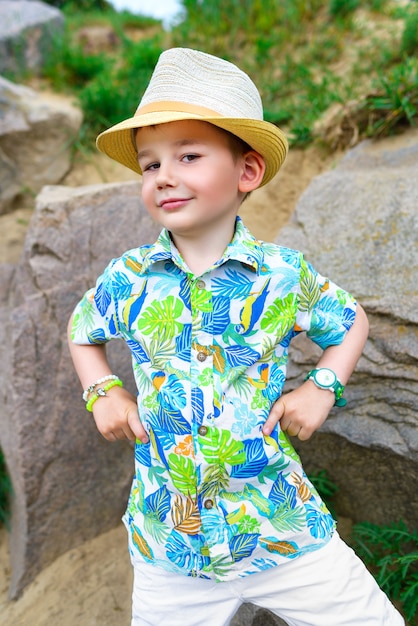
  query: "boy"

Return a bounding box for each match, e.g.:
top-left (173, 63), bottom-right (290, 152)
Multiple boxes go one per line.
top-left (68, 48), bottom-right (404, 625)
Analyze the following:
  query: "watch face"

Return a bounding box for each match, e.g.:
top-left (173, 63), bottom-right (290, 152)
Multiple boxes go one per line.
top-left (315, 369), bottom-right (337, 387)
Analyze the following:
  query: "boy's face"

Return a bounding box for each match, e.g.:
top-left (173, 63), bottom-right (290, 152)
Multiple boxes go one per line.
top-left (135, 120), bottom-right (251, 242)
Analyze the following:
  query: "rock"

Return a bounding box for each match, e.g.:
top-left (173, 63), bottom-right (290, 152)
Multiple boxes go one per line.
top-left (0, 0), bottom-right (64, 76)
top-left (0, 181), bottom-right (160, 599)
top-left (231, 604), bottom-right (287, 626)
top-left (0, 77), bottom-right (83, 214)
top-left (278, 129), bottom-right (418, 531)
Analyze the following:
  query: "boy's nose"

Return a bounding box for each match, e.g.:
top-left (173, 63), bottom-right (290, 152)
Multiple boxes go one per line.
top-left (155, 162), bottom-right (176, 188)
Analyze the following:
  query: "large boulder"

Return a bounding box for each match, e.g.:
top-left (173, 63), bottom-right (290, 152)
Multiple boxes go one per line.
top-left (0, 181), bottom-right (160, 599)
top-left (0, 0), bottom-right (64, 76)
top-left (279, 129), bottom-right (418, 531)
top-left (0, 76), bottom-right (83, 214)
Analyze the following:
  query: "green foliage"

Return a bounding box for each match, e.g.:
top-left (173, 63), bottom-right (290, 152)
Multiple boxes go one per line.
top-left (309, 469), bottom-right (339, 501)
top-left (33, 0), bottom-right (413, 150)
top-left (329, 0), bottom-right (388, 17)
top-left (362, 57), bottom-right (418, 138)
top-left (79, 38), bottom-right (162, 141)
top-left (328, 0), bottom-right (360, 18)
top-left (174, 0), bottom-right (325, 55)
top-left (0, 447), bottom-right (12, 529)
top-left (401, 5), bottom-right (418, 56)
top-left (43, 31), bottom-right (108, 90)
top-left (350, 521), bottom-right (418, 624)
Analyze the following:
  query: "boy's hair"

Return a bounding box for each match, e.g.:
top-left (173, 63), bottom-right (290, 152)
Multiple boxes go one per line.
top-left (224, 129), bottom-right (253, 162)
top-left (96, 48), bottom-right (288, 187)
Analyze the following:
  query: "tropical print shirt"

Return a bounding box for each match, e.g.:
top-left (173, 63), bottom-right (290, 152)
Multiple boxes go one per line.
top-left (71, 217), bottom-right (356, 582)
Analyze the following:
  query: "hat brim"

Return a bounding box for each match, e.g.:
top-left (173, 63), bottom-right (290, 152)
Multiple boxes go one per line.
top-left (96, 110), bottom-right (288, 187)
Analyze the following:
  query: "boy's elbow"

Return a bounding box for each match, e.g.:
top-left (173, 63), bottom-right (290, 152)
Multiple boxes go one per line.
top-left (355, 303), bottom-right (369, 340)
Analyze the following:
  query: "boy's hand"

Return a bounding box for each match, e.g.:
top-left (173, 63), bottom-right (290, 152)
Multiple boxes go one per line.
top-left (262, 381), bottom-right (335, 441)
top-left (91, 385), bottom-right (149, 443)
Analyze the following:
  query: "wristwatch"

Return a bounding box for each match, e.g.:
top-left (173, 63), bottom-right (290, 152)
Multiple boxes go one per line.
top-left (304, 368), bottom-right (347, 407)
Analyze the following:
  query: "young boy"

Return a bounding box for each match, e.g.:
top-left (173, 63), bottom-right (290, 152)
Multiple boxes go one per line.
top-left (68, 48), bottom-right (404, 625)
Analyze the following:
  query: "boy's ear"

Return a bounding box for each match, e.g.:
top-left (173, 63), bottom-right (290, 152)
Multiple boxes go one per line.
top-left (238, 151), bottom-right (266, 193)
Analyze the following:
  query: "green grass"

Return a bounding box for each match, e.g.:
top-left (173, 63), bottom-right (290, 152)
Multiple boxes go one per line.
top-left (351, 521), bottom-right (418, 625)
top-left (401, 3), bottom-right (418, 56)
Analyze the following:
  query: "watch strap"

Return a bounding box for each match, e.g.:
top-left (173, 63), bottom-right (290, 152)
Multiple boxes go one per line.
top-left (305, 369), bottom-right (347, 407)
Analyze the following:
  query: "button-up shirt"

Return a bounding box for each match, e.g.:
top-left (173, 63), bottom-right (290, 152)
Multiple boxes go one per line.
top-left (71, 217), bottom-right (356, 581)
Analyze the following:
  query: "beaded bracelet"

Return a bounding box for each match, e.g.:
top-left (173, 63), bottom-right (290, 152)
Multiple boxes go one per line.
top-left (86, 378), bottom-right (123, 412)
top-left (82, 374), bottom-right (120, 402)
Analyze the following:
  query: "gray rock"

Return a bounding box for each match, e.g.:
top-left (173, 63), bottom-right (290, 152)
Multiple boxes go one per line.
top-left (0, 181), bottom-right (160, 599)
top-left (0, 0), bottom-right (64, 76)
top-left (0, 76), bottom-right (83, 213)
top-left (231, 604), bottom-right (287, 626)
top-left (279, 129), bottom-right (418, 531)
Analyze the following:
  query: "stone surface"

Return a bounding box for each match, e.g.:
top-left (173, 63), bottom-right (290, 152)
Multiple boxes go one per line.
top-left (231, 604), bottom-right (287, 626)
top-left (278, 130), bottom-right (418, 531)
top-left (0, 181), bottom-right (161, 598)
top-left (0, 76), bottom-right (83, 214)
top-left (0, 0), bottom-right (63, 76)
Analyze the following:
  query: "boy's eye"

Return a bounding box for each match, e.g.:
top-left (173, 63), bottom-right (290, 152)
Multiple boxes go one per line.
top-left (142, 162), bottom-right (160, 172)
top-left (182, 154), bottom-right (199, 163)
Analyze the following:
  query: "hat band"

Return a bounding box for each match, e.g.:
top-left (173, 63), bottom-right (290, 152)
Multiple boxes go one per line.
top-left (135, 101), bottom-right (224, 118)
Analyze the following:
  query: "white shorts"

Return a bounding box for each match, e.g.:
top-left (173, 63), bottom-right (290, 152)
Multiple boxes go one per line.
top-left (131, 532), bottom-right (405, 626)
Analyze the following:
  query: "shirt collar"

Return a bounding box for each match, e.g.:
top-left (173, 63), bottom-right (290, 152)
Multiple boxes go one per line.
top-left (140, 217), bottom-right (263, 275)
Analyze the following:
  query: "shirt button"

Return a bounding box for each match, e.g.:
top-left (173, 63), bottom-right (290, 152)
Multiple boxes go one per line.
top-left (204, 499), bottom-right (214, 509)
top-left (198, 425), bottom-right (208, 436)
top-left (197, 351), bottom-right (207, 362)
top-left (196, 279), bottom-right (205, 289)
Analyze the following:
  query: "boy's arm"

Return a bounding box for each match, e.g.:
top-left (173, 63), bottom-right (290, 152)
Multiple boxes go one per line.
top-left (67, 315), bottom-right (149, 443)
top-left (263, 303), bottom-right (369, 441)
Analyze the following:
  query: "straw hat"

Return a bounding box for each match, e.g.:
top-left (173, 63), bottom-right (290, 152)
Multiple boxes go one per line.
top-left (96, 48), bottom-right (288, 187)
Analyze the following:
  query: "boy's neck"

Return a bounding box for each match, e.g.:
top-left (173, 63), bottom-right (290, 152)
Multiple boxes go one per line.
top-left (170, 221), bottom-right (237, 276)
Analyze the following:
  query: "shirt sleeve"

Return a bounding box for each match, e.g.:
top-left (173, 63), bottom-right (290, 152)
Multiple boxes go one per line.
top-left (70, 259), bottom-right (121, 345)
top-left (295, 254), bottom-right (357, 350)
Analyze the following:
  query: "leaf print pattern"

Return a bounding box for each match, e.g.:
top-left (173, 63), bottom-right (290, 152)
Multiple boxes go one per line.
top-left (259, 537), bottom-right (298, 557)
top-left (71, 217), bottom-right (355, 581)
top-left (261, 293), bottom-right (297, 336)
top-left (171, 494), bottom-right (201, 534)
top-left (137, 296), bottom-right (184, 338)
top-left (230, 533), bottom-right (260, 562)
top-left (298, 258), bottom-right (321, 312)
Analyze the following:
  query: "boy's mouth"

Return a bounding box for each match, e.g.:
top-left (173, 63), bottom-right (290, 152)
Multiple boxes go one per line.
top-left (159, 198), bottom-right (191, 211)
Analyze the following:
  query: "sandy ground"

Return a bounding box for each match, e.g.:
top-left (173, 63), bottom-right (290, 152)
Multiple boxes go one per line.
top-left (0, 142), bottom-right (339, 625)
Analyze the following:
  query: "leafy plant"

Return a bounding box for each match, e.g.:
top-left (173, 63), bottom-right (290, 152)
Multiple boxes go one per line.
top-left (401, 5), bottom-right (418, 56)
top-left (309, 469), bottom-right (339, 501)
top-left (350, 521), bottom-right (418, 624)
top-left (43, 34), bottom-right (108, 90)
top-left (0, 447), bottom-right (12, 529)
top-left (362, 57), bottom-right (418, 138)
top-left (79, 38), bottom-right (163, 141)
top-left (328, 0), bottom-right (359, 18)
